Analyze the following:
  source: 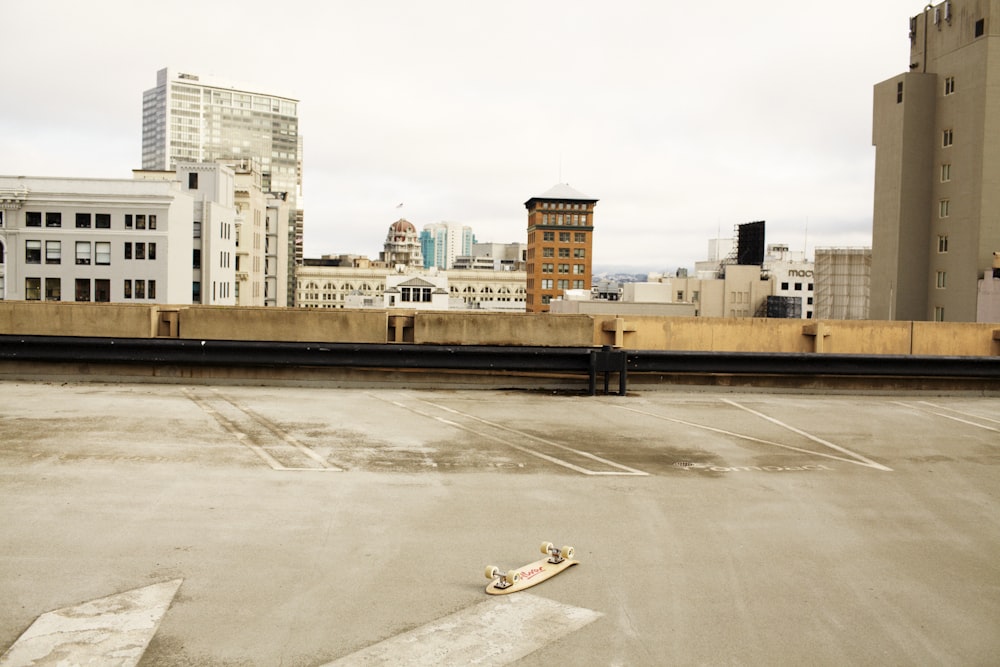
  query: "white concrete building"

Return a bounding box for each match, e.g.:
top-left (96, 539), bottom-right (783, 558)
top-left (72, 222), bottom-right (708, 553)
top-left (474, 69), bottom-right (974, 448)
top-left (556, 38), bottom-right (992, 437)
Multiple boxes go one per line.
top-left (2, 166), bottom-right (239, 305)
top-left (764, 244), bottom-right (815, 319)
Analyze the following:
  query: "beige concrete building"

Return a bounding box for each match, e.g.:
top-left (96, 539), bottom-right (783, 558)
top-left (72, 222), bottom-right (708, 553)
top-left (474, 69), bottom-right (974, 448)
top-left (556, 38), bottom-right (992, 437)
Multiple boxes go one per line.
top-left (296, 263), bottom-right (527, 311)
top-left (872, 0), bottom-right (1000, 322)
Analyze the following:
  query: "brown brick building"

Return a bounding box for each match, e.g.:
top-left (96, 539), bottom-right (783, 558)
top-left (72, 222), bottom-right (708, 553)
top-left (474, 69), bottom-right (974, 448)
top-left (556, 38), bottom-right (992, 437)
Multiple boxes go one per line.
top-left (524, 184), bottom-right (598, 313)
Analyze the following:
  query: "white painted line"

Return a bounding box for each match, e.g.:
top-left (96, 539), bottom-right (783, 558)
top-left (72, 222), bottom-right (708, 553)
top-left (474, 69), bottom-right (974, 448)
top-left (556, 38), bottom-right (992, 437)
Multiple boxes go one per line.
top-left (0, 579), bottom-right (182, 667)
top-left (616, 404), bottom-right (893, 471)
top-left (916, 401), bottom-right (1000, 433)
top-left (323, 593), bottom-right (602, 666)
top-left (379, 394), bottom-right (647, 476)
top-left (721, 399), bottom-right (893, 471)
top-left (214, 392), bottom-right (344, 471)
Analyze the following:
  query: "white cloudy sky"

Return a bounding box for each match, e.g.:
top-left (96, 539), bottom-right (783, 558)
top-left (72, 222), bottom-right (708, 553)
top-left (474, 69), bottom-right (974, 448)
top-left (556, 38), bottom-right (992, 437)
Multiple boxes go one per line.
top-left (3, 1), bottom-right (920, 271)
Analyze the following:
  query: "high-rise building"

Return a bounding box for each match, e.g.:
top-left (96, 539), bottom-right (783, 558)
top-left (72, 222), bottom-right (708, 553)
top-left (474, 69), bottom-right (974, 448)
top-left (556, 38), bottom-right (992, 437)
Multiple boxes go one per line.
top-left (524, 184), bottom-right (597, 313)
top-left (142, 68), bottom-right (301, 306)
top-left (872, 1), bottom-right (999, 322)
top-left (419, 222), bottom-right (474, 269)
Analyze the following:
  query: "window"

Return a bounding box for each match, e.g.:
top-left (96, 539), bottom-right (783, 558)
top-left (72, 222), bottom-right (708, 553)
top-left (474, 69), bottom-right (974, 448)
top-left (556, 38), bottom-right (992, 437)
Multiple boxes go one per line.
top-left (95, 213), bottom-right (110, 229)
top-left (938, 235), bottom-right (949, 253)
top-left (25, 240), bottom-right (41, 264)
top-left (542, 247), bottom-right (554, 257)
top-left (541, 295), bottom-right (551, 305)
top-left (193, 281), bottom-right (201, 303)
top-left (939, 199), bottom-right (950, 218)
top-left (541, 279), bottom-right (553, 289)
top-left (781, 282), bottom-right (789, 290)
top-left (541, 263), bottom-right (553, 273)
top-left (75, 279), bottom-right (91, 302)
top-left (574, 248), bottom-right (586, 258)
top-left (25, 277), bottom-right (41, 300)
top-left (45, 278), bottom-right (61, 301)
top-left (76, 213), bottom-right (92, 228)
top-left (135, 280), bottom-right (145, 299)
top-left (794, 282), bottom-right (803, 291)
top-left (45, 212), bottom-right (61, 228)
top-left (124, 242), bottom-right (132, 259)
top-left (943, 129), bottom-right (953, 147)
top-left (149, 215), bottom-right (157, 230)
top-left (188, 172), bottom-right (198, 189)
top-left (941, 163), bottom-right (951, 182)
top-left (558, 248), bottom-right (570, 258)
top-left (936, 271), bottom-right (947, 288)
top-left (95, 242), bottom-right (111, 265)
top-left (558, 264), bottom-right (569, 274)
top-left (897, 81), bottom-right (904, 103)
top-left (26, 212), bottom-right (41, 227)
top-left (124, 280), bottom-right (132, 299)
top-left (45, 240), bottom-right (61, 264)
top-left (677, 291), bottom-right (685, 301)
top-left (573, 264), bottom-right (585, 274)
top-left (148, 243), bottom-right (156, 260)
top-left (542, 231), bottom-right (554, 241)
top-left (944, 77), bottom-right (955, 95)
top-left (559, 232), bottom-right (570, 242)
top-left (934, 306), bottom-right (945, 321)
top-left (76, 242), bottom-right (91, 265)
top-left (148, 280), bottom-right (156, 300)
top-left (125, 214), bottom-right (133, 229)
top-left (136, 243), bottom-right (145, 260)
top-left (136, 215), bottom-right (146, 230)
top-left (95, 279), bottom-right (109, 303)
top-left (975, 18), bottom-right (985, 37)
top-left (574, 232), bottom-right (586, 242)
top-left (193, 222), bottom-right (201, 238)
top-left (193, 249), bottom-right (201, 268)
top-left (574, 280), bottom-right (585, 289)
top-left (557, 279), bottom-right (569, 290)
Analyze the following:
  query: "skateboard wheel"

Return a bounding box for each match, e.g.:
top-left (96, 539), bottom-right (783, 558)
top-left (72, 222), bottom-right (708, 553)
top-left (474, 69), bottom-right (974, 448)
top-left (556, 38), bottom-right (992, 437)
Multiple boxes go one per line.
top-left (507, 570), bottom-right (521, 584)
top-left (540, 541), bottom-right (554, 555)
top-left (562, 545), bottom-right (575, 559)
top-left (485, 565), bottom-right (500, 581)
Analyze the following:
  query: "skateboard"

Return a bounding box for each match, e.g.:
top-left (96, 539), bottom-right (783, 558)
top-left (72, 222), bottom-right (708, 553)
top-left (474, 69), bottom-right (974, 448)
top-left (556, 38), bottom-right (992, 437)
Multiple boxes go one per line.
top-left (484, 542), bottom-right (578, 595)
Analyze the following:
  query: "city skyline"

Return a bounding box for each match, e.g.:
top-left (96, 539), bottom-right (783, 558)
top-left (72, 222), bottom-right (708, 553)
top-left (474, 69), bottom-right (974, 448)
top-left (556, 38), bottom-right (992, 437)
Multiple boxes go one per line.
top-left (4, 1), bottom-right (920, 272)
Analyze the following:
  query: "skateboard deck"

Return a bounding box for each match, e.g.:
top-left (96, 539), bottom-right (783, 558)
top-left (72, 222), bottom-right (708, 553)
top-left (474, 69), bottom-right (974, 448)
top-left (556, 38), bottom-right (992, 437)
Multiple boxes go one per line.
top-left (485, 543), bottom-right (579, 595)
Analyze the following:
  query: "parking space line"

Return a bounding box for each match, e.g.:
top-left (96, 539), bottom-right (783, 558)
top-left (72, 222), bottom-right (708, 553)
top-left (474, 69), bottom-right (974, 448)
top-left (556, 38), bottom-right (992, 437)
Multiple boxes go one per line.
top-left (897, 401), bottom-right (1000, 434)
top-left (184, 389), bottom-right (343, 472)
top-left (721, 399), bottom-right (893, 471)
top-left (375, 394), bottom-right (647, 476)
top-left (323, 593), bottom-right (602, 666)
top-left (615, 403), bottom-right (893, 471)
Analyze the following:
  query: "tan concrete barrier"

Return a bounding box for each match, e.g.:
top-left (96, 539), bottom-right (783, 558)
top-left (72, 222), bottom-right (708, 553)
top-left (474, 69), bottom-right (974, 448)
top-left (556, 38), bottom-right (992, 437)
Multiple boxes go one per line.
top-left (177, 306), bottom-right (388, 343)
top-left (0, 302), bottom-right (158, 338)
top-left (0, 302), bottom-right (997, 356)
top-left (414, 312), bottom-right (595, 346)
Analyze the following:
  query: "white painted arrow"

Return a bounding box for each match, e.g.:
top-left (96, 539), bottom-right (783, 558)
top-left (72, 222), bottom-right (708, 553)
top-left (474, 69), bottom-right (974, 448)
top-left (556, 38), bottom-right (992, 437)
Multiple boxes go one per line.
top-left (0, 579), bottom-right (182, 667)
top-left (323, 593), bottom-right (602, 666)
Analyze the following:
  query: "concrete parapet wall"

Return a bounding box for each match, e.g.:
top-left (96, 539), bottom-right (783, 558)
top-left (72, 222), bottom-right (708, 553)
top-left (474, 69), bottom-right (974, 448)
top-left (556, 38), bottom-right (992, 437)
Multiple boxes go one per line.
top-left (414, 312), bottom-right (594, 346)
top-left (0, 302), bottom-right (997, 356)
top-left (178, 306), bottom-right (389, 343)
top-left (0, 302), bottom-right (158, 338)
top-left (911, 322), bottom-right (1000, 356)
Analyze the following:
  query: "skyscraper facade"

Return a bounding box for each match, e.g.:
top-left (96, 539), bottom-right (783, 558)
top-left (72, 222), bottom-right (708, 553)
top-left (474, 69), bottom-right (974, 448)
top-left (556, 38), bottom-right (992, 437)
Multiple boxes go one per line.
top-left (524, 184), bottom-right (597, 313)
top-left (872, 0), bottom-right (999, 322)
top-left (420, 222), bottom-right (474, 269)
top-left (142, 68), bottom-right (301, 306)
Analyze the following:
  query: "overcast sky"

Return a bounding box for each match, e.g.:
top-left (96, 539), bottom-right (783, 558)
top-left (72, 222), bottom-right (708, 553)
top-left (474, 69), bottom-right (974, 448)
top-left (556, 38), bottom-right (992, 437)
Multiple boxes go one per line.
top-left (3, 1), bottom-right (921, 272)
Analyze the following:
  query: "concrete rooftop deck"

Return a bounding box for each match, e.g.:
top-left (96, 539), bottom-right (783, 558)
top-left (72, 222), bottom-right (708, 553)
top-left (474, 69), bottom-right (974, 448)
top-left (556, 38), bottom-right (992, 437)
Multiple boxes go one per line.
top-left (0, 382), bottom-right (998, 665)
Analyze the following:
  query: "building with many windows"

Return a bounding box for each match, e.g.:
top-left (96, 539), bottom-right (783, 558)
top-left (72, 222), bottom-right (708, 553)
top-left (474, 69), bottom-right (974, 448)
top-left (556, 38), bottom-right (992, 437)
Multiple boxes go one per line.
top-left (524, 184), bottom-right (597, 312)
top-left (872, 0), bottom-right (1000, 321)
top-left (1, 163), bottom-right (245, 305)
top-left (142, 67), bottom-right (302, 306)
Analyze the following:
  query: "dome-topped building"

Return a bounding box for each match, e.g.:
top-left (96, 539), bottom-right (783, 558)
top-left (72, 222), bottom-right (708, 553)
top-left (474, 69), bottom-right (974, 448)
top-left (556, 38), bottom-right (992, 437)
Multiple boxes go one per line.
top-left (380, 218), bottom-right (423, 268)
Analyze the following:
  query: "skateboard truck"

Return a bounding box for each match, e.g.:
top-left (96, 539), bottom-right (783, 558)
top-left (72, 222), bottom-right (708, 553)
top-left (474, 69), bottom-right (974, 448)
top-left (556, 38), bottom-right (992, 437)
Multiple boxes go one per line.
top-left (484, 565), bottom-right (520, 589)
top-left (540, 541), bottom-right (574, 564)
